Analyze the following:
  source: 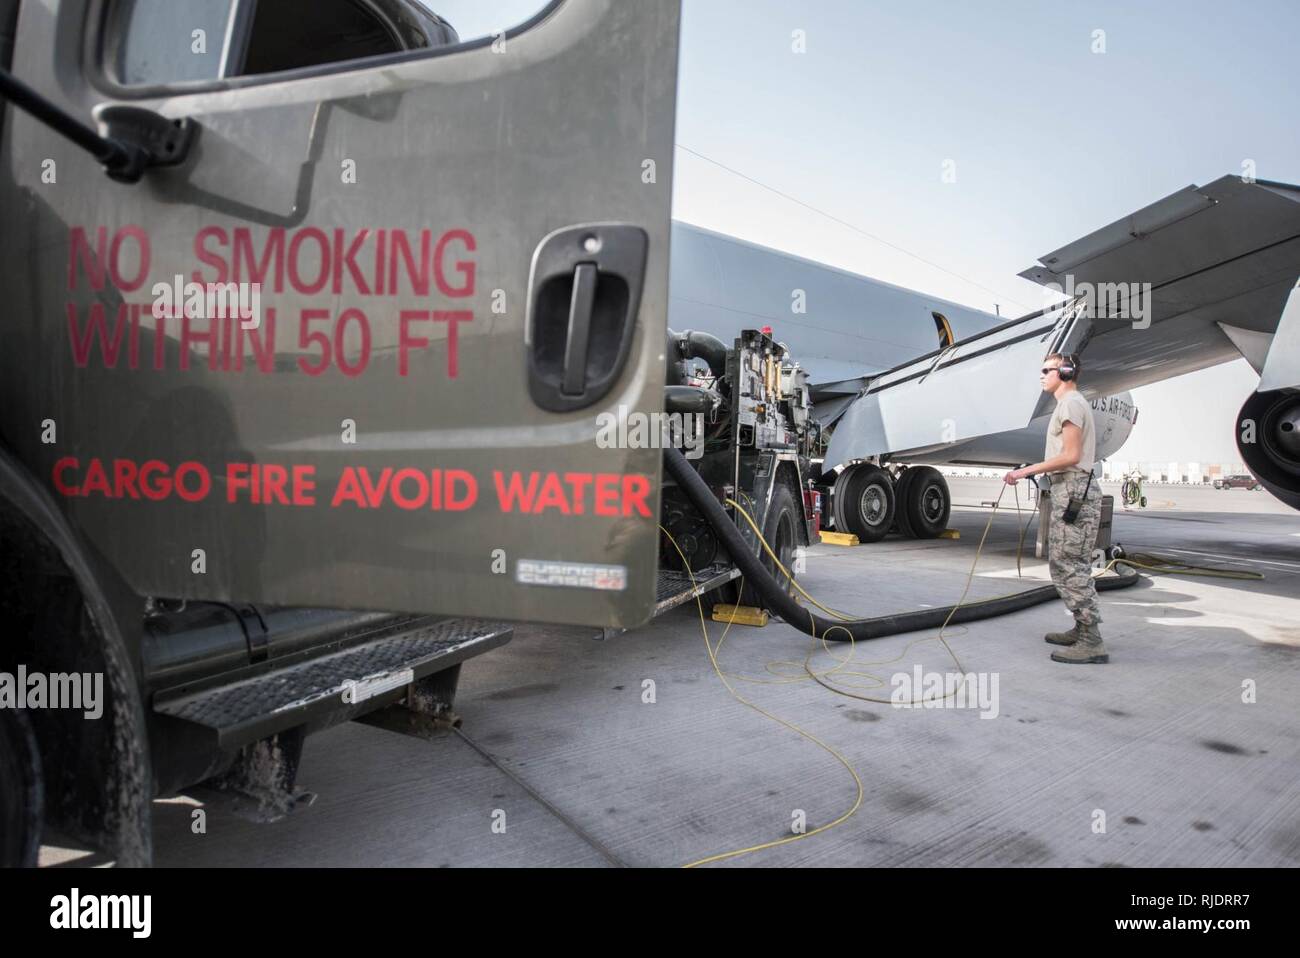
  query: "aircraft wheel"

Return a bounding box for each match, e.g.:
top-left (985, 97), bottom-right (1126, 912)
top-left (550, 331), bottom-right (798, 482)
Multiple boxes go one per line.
top-left (836, 464), bottom-right (895, 543)
top-left (892, 469), bottom-right (918, 537)
top-left (902, 466), bottom-right (951, 538)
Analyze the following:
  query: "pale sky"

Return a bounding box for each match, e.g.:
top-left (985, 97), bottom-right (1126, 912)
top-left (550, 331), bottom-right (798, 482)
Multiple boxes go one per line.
top-left (430, 0), bottom-right (1298, 464)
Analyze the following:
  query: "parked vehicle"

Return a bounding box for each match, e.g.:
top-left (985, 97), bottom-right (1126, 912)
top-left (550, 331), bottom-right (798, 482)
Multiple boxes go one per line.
top-left (1214, 474), bottom-right (1263, 490)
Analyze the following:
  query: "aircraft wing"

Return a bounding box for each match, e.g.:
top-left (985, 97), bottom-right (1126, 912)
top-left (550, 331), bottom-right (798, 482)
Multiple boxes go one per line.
top-left (1016, 175), bottom-right (1300, 397)
top-left (825, 174), bottom-right (1300, 471)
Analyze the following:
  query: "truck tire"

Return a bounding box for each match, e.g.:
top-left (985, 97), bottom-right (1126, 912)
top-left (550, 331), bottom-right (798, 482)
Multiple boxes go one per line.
top-left (0, 708), bottom-right (43, 867)
top-left (730, 483), bottom-right (802, 609)
top-left (761, 483), bottom-right (801, 597)
top-left (901, 466), bottom-right (951, 538)
top-left (837, 464), bottom-right (895, 543)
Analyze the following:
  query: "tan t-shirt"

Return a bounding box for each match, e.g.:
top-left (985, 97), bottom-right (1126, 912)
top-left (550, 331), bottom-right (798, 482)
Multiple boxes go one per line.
top-left (1046, 390), bottom-right (1096, 475)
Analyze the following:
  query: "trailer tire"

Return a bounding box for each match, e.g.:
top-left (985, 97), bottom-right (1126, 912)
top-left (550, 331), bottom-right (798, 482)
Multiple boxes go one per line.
top-left (0, 707), bottom-right (43, 867)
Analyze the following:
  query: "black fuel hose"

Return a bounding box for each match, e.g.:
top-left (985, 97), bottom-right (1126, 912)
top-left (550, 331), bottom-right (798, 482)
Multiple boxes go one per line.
top-left (664, 446), bottom-right (1140, 642)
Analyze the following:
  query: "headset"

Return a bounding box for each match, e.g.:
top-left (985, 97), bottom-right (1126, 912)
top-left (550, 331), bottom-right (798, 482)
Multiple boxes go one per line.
top-left (1057, 353), bottom-right (1080, 382)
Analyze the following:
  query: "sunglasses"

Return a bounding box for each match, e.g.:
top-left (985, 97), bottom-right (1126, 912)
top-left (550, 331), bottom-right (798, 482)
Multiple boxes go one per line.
top-left (1040, 366), bottom-right (1061, 375)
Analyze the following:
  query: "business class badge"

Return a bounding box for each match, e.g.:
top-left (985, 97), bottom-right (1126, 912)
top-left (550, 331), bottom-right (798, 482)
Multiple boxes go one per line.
top-left (516, 559), bottom-right (628, 591)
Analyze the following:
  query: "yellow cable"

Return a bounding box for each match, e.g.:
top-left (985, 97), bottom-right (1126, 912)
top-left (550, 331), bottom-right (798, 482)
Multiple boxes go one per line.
top-left (661, 478), bottom-right (1254, 864)
top-left (723, 491), bottom-right (1005, 704)
top-left (720, 484), bottom-right (1181, 705)
top-left (659, 524), bottom-right (864, 868)
top-left (663, 484), bottom-right (1015, 866)
top-left (725, 490), bottom-right (1091, 620)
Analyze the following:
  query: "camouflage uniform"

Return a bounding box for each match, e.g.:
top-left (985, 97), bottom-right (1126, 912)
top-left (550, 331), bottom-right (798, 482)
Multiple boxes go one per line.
top-left (1047, 468), bottom-right (1102, 626)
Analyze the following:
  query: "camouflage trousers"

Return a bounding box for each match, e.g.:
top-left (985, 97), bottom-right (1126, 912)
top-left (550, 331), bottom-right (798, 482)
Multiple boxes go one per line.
top-left (1047, 470), bottom-right (1103, 626)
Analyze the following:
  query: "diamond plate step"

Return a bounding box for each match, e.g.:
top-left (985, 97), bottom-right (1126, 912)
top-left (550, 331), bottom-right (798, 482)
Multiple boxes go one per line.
top-left (654, 564), bottom-right (739, 615)
top-left (153, 617), bottom-right (511, 748)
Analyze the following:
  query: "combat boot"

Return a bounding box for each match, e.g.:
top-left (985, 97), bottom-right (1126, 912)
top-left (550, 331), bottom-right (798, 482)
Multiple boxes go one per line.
top-left (1050, 621), bottom-right (1108, 664)
top-left (1044, 619), bottom-right (1082, 645)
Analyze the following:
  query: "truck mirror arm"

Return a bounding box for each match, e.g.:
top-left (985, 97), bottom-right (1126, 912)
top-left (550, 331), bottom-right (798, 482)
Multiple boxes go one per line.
top-left (0, 67), bottom-right (194, 183)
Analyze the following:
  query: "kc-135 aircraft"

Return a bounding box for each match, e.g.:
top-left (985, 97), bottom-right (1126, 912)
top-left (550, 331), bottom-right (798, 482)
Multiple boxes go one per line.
top-left (669, 174), bottom-right (1300, 540)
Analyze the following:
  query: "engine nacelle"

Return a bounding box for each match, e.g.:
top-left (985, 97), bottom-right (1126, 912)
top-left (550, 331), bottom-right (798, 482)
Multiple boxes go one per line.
top-left (1236, 390), bottom-right (1300, 510)
top-left (1091, 393), bottom-right (1137, 462)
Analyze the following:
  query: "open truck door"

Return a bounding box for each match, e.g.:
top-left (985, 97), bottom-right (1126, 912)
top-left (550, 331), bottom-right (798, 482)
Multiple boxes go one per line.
top-left (0, 0), bottom-right (680, 627)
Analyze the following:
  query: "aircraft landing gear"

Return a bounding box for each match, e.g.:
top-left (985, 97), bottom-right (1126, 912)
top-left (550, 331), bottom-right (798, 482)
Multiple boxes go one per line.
top-left (830, 463), bottom-right (951, 541)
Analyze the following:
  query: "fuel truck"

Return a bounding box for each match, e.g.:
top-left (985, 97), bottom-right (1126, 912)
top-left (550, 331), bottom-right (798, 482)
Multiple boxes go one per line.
top-left (0, 0), bottom-right (845, 865)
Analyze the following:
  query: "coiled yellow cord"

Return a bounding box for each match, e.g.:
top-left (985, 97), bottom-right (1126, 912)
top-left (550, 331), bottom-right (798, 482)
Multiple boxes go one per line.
top-left (659, 524), bottom-right (864, 868)
top-left (660, 479), bottom-right (1255, 865)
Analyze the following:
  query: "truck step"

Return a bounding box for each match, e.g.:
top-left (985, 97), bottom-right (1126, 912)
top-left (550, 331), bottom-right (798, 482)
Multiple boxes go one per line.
top-left (655, 564), bottom-right (740, 616)
top-left (152, 617), bottom-right (511, 749)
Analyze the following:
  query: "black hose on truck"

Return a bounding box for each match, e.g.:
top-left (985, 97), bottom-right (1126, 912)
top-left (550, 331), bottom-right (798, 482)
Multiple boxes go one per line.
top-left (663, 446), bottom-right (1140, 642)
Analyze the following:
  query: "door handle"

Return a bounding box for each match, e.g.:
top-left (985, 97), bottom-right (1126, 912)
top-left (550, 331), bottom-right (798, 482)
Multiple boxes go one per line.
top-left (526, 224), bottom-right (648, 412)
top-left (562, 263), bottom-right (599, 396)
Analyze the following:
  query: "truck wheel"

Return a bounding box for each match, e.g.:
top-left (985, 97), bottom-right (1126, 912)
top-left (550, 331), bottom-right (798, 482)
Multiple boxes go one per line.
top-left (730, 483), bottom-right (802, 609)
top-left (891, 469), bottom-right (918, 538)
top-left (837, 464), bottom-right (895, 543)
top-left (901, 466), bottom-right (951, 538)
top-left (762, 483), bottom-right (801, 597)
top-left (0, 709), bottom-right (43, 867)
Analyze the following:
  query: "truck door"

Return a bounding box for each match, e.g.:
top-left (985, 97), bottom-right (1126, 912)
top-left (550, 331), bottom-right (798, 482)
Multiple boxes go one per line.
top-left (0, 0), bottom-right (680, 627)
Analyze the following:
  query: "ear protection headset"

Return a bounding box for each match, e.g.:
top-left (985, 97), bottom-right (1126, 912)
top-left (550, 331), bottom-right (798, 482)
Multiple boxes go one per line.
top-left (1057, 353), bottom-right (1079, 382)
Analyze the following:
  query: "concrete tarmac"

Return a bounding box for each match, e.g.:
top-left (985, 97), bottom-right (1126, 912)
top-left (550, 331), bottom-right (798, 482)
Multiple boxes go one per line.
top-left (43, 480), bottom-right (1300, 867)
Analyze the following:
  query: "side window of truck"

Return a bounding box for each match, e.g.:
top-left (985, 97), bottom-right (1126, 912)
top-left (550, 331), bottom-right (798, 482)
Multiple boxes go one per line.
top-left (243, 0), bottom-right (413, 75)
top-left (102, 0), bottom-right (465, 88)
top-left (108, 0), bottom-right (238, 84)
